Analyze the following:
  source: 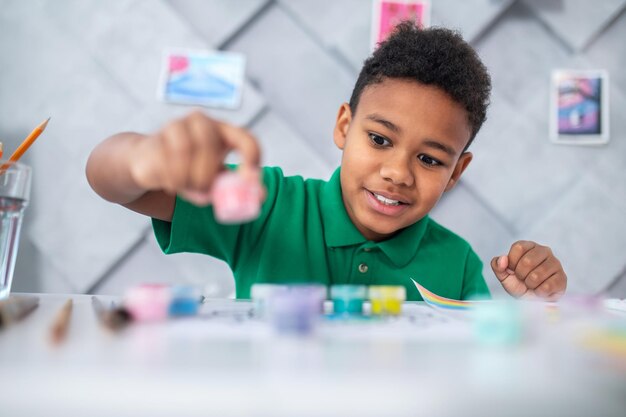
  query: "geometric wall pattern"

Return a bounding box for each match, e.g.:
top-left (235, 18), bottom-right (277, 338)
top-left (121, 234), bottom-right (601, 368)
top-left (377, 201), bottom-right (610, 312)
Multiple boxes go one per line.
top-left (1, 0), bottom-right (625, 298)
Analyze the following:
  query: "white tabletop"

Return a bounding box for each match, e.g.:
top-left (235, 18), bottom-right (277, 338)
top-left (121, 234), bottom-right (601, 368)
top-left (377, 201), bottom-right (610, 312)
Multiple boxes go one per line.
top-left (0, 293), bottom-right (624, 417)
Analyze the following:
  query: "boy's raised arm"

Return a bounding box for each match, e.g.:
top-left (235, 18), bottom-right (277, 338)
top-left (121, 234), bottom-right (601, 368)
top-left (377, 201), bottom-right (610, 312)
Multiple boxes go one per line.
top-left (85, 111), bottom-right (261, 222)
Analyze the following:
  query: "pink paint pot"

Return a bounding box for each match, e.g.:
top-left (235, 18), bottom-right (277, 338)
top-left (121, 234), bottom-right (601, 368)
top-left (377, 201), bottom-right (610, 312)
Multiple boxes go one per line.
top-left (124, 284), bottom-right (171, 321)
top-left (211, 170), bottom-right (262, 224)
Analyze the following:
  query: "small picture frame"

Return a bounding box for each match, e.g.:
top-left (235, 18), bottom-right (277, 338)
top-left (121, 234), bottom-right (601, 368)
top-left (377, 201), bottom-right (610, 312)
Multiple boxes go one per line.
top-left (371, 0), bottom-right (431, 50)
top-left (158, 48), bottom-right (246, 109)
top-left (550, 69), bottom-right (609, 145)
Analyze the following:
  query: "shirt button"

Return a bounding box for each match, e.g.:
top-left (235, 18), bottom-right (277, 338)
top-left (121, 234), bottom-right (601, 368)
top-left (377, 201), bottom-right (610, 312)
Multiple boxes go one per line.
top-left (358, 263), bottom-right (368, 273)
top-left (363, 248), bottom-right (371, 252)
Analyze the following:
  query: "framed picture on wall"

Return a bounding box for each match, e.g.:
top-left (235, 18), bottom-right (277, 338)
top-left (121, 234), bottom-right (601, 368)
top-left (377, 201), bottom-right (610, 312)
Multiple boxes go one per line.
top-left (550, 69), bottom-right (609, 145)
top-left (158, 48), bottom-right (246, 109)
top-left (371, 0), bottom-right (431, 50)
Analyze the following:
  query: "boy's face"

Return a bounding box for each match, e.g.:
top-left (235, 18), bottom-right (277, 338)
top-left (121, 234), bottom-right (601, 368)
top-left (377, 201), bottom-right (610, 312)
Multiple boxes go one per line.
top-left (334, 78), bottom-right (473, 242)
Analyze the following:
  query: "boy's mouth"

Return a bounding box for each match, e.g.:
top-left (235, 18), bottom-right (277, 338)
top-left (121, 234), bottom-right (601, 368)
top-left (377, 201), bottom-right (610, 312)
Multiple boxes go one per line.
top-left (373, 192), bottom-right (401, 206)
top-left (364, 189), bottom-right (410, 216)
top-left (367, 190), bottom-right (409, 206)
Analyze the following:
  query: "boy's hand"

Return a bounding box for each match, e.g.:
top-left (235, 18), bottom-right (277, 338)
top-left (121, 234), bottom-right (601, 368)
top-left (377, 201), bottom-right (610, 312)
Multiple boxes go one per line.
top-left (130, 111), bottom-right (261, 206)
top-left (491, 241), bottom-right (567, 300)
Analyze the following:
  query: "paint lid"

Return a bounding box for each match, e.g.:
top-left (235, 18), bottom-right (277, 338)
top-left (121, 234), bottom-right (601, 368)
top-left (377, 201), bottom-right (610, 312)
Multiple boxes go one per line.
top-left (330, 284), bottom-right (367, 300)
top-left (251, 283), bottom-right (288, 301)
top-left (291, 283), bottom-right (327, 301)
top-left (368, 285), bottom-right (406, 301)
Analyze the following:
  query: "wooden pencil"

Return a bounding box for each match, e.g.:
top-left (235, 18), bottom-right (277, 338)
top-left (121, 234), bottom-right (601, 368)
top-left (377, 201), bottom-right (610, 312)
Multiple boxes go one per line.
top-left (0, 296), bottom-right (39, 329)
top-left (0, 118), bottom-right (49, 175)
top-left (50, 298), bottom-right (73, 344)
top-left (91, 296), bottom-right (131, 332)
top-left (9, 117), bottom-right (50, 162)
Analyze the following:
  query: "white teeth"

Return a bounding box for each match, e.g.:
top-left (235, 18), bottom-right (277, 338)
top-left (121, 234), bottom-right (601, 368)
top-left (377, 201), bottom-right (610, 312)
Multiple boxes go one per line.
top-left (374, 193), bottom-right (400, 206)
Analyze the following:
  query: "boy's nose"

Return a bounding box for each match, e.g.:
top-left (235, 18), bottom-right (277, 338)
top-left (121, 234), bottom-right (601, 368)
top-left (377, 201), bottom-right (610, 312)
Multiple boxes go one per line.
top-left (379, 155), bottom-right (414, 187)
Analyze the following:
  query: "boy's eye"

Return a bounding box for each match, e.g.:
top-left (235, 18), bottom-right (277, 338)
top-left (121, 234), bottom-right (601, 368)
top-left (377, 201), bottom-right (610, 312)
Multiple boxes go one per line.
top-left (418, 154), bottom-right (442, 167)
top-left (369, 133), bottom-right (389, 146)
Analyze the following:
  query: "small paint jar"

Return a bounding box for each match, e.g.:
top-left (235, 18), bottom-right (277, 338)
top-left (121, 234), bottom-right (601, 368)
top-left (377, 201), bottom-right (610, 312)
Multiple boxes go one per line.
top-left (368, 285), bottom-right (406, 316)
top-left (267, 285), bottom-right (326, 335)
top-left (211, 170), bottom-right (262, 224)
top-left (251, 283), bottom-right (288, 318)
top-left (124, 283), bottom-right (171, 321)
top-left (169, 285), bottom-right (201, 317)
top-left (472, 300), bottom-right (522, 347)
top-left (291, 284), bottom-right (327, 313)
top-left (330, 285), bottom-right (367, 315)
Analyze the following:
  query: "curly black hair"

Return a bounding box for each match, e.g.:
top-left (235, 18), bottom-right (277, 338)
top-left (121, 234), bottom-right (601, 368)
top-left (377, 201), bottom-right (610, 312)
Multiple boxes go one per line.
top-left (349, 22), bottom-right (491, 149)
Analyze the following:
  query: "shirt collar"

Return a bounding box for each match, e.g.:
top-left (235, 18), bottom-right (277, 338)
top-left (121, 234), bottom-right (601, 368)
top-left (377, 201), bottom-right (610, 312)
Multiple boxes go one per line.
top-left (321, 168), bottom-right (430, 267)
top-left (321, 168), bottom-right (367, 247)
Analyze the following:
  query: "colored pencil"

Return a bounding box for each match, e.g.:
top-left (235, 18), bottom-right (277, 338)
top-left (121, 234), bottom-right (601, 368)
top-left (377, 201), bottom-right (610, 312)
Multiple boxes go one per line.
top-left (9, 117), bottom-right (50, 162)
top-left (91, 296), bottom-right (131, 332)
top-left (49, 298), bottom-right (73, 344)
top-left (0, 296), bottom-right (39, 329)
top-left (0, 118), bottom-right (49, 175)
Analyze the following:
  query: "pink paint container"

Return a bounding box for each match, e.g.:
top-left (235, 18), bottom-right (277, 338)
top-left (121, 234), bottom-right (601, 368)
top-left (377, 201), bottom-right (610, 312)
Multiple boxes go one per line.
top-left (211, 170), bottom-right (262, 224)
top-left (124, 284), bottom-right (171, 321)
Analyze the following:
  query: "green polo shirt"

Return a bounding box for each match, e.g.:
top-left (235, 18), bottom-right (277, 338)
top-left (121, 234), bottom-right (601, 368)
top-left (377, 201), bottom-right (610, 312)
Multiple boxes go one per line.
top-left (153, 166), bottom-right (490, 301)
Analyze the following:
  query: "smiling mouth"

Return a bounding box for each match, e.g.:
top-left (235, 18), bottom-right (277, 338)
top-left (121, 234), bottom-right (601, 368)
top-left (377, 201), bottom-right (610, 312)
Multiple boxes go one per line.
top-left (368, 191), bottom-right (408, 206)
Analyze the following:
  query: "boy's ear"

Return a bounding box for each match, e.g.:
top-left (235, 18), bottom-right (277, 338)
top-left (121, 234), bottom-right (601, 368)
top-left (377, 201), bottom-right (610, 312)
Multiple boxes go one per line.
top-left (445, 152), bottom-right (473, 192)
top-left (333, 103), bottom-right (352, 150)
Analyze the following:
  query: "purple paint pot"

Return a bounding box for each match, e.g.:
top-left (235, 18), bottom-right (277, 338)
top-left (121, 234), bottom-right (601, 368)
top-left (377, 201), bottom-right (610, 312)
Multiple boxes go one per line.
top-left (267, 285), bottom-right (325, 335)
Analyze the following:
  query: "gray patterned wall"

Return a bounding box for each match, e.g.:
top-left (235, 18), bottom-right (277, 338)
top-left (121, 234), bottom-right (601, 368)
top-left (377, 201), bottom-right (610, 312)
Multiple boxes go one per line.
top-left (1, 0), bottom-right (625, 298)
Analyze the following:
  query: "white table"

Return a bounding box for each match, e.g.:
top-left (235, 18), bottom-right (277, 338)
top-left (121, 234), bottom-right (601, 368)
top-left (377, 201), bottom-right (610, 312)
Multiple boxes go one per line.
top-left (0, 293), bottom-right (624, 417)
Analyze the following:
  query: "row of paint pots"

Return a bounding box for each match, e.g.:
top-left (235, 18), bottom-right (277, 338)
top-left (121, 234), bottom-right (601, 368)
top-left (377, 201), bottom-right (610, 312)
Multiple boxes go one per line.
top-left (123, 284), bottom-right (202, 321)
top-left (251, 283), bottom-right (407, 335)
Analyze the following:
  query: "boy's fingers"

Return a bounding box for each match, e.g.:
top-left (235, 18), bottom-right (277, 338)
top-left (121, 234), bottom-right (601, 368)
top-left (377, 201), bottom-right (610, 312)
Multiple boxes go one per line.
top-left (534, 274), bottom-right (560, 299)
top-left (180, 188), bottom-right (213, 206)
top-left (523, 257), bottom-right (561, 290)
top-left (491, 255), bottom-right (534, 298)
top-left (506, 240), bottom-right (536, 270)
top-left (546, 291), bottom-right (565, 302)
top-left (508, 242), bottom-right (556, 286)
top-left (161, 121), bottom-right (194, 192)
top-left (187, 112), bottom-right (225, 190)
top-left (500, 275), bottom-right (529, 298)
top-left (490, 256), bottom-right (509, 281)
top-left (534, 271), bottom-right (567, 299)
top-left (492, 243), bottom-right (567, 300)
top-left (490, 256), bottom-right (526, 297)
top-left (513, 246), bottom-right (551, 282)
top-left (216, 122), bottom-right (261, 173)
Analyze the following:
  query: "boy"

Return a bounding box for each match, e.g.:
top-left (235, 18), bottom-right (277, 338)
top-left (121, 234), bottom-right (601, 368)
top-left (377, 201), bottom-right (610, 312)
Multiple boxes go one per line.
top-left (86, 23), bottom-right (567, 301)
